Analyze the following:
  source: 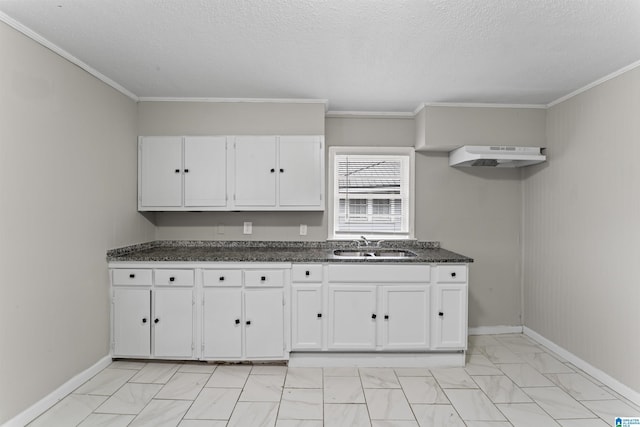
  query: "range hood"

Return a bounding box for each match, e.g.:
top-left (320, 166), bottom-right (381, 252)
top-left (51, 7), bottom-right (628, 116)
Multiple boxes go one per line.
top-left (449, 145), bottom-right (546, 168)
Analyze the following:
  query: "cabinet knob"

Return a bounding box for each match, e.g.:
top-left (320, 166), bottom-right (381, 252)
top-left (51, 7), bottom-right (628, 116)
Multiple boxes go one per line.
top-left (154, 318), bottom-right (159, 323)
top-left (279, 168), bottom-right (284, 173)
top-left (371, 314), bottom-right (377, 319)
top-left (129, 273), bottom-right (135, 278)
top-left (438, 312), bottom-right (444, 317)
top-left (451, 272), bottom-right (457, 278)
top-left (317, 313), bottom-right (322, 318)
top-left (270, 168), bottom-right (275, 173)
top-left (142, 318), bottom-right (147, 323)
top-left (384, 315), bottom-right (389, 320)
top-left (305, 270), bottom-right (310, 276)
top-left (184, 169), bottom-right (189, 173)
top-left (175, 169), bottom-right (180, 173)
top-left (169, 276), bottom-right (175, 282)
top-left (246, 320), bottom-right (251, 325)
top-left (261, 276), bottom-right (266, 281)
top-left (235, 319), bottom-right (240, 325)
top-left (219, 276), bottom-right (225, 281)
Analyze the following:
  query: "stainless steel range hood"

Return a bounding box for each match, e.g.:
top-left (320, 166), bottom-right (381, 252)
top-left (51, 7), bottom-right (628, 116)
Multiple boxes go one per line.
top-left (449, 145), bottom-right (546, 168)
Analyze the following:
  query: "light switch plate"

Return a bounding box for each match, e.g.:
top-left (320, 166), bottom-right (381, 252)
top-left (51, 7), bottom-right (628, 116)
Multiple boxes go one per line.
top-left (243, 222), bottom-right (252, 234)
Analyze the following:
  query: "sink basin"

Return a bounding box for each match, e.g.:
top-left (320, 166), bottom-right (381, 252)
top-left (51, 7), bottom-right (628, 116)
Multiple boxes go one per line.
top-left (372, 249), bottom-right (417, 258)
top-left (332, 249), bottom-right (418, 259)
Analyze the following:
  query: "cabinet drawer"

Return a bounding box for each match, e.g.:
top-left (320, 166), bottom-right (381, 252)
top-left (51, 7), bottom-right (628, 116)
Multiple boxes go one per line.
top-left (436, 265), bottom-right (467, 283)
top-left (154, 269), bottom-right (194, 286)
top-left (292, 264), bottom-right (323, 283)
top-left (202, 269), bottom-right (243, 287)
top-left (112, 269), bottom-right (152, 286)
top-left (244, 270), bottom-right (285, 287)
top-left (327, 264), bottom-right (430, 283)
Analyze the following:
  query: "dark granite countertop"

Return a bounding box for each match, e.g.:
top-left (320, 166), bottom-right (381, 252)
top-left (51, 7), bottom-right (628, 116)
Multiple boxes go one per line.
top-left (107, 240), bottom-right (473, 264)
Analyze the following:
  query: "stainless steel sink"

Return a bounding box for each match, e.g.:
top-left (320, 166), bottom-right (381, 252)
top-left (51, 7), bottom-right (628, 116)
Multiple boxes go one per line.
top-left (332, 249), bottom-right (418, 259)
top-left (373, 249), bottom-right (418, 258)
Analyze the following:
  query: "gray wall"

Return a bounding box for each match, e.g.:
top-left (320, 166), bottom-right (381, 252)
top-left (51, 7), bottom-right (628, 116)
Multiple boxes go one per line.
top-left (523, 66), bottom-right (640, 393)
top-left (142, 106), bottom-right (524, 331)
top-left (0, 22), bottom-right (154, 424)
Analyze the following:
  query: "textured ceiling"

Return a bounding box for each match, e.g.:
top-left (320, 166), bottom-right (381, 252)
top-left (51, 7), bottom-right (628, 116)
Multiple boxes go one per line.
top-left (1, 0), bottom-right (640, 112)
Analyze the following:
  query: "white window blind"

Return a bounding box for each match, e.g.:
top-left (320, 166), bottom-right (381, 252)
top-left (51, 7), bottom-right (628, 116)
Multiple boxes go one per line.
top-left (334, 154), bottom-right (410, 236)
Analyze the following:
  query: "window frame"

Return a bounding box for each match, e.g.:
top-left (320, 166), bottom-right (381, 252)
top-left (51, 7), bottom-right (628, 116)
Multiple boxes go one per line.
top-left (328, 146), bottom-right (415, 241)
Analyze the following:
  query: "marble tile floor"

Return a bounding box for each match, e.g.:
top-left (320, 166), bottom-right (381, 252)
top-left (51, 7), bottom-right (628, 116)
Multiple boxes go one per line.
top-left (27, 334), bottom-right (640, 427)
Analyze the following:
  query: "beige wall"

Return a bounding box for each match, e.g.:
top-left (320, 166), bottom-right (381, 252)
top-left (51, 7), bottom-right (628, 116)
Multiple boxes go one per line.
top-left (138, 100), bottom-right (326, 135)
top-left (415, 105), bottom-right (547, 151)
top-left (147, 109), bottom-right (524, 330)
top-left (0, 22), bottom-right (154, 424)
top-left (523, 67), bottom-right (640, 393)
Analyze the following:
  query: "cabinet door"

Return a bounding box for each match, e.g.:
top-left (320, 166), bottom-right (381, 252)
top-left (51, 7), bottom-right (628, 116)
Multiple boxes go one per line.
top-left (327, 285), bottom-right (377, 350)
top-left (381, 286), bottom-right (430, 350)
top-left (202, 288), bottom-right (242, 359)
top-left (291, 285), bottom-right (323, 350)
top-left (433, 285), bottom-right (468, 350)
top-left (139, 136), bottom-right (183, 208)
top-left (184, 136), bottom-right (227, 207)
top-left (244, 289), bottom-right (285, 358)
top-left (153, 289), bottom-right (194, 358)
top-left (234, 136), bottom-right (277, 207)
top-left (278, 136), bottom-right (324, 208)
top-left (113, 288), bottom-right (150, 357)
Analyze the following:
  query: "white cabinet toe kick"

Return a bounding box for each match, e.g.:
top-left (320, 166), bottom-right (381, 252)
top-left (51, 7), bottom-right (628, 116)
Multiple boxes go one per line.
top-left (109, 262), bottom-right (468, 367)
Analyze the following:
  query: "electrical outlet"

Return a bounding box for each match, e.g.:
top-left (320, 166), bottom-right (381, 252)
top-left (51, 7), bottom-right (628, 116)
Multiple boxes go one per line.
top-left (217, 224), bottom-right (224, 234)
top-left (243, 222), bottom-right (252, 234)
top-left (299, 224), bottom-right (308, 236)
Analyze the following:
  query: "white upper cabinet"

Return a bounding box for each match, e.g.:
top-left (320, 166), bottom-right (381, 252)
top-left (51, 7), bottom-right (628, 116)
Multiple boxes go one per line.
top-left (139, 136), bottom-right (183, 208)
top-left (138, 136), bottom-right (227, 210)
top-left (139, 135), bottom-right (324, 211)
top-left (184, 136), bottom-right (227, 207)
top-left (278, 136), bottom-right (324, 208)
top-left (233, 136), bottom-right (278, 207)
top-left (233, 135), bottom-right (324, 210)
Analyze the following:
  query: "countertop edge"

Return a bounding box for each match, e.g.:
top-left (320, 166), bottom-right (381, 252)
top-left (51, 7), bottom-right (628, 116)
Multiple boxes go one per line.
top-left (106, 240), bottom-right (473, 264)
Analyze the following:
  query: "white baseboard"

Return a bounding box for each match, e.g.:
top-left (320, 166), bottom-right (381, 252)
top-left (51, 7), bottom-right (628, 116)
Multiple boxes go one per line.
top-left (468, 325), bottom-right (523, 335)
top-left (524, 327), bottom-right (640, 406)
top-left (3, 355), bottom-right (112, 427)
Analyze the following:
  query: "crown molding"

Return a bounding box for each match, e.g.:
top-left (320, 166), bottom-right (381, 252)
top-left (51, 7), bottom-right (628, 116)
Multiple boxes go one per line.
top-left (547, 59), bottom-right (640, 108)
top-left (138, 97), bottom-right (329, 110)
top-left (325, 110), bottom-right (415, 119)
top-left (0, 11), bottom-right (139, 101)
top-left (414, 102), bottom-right (547, 115)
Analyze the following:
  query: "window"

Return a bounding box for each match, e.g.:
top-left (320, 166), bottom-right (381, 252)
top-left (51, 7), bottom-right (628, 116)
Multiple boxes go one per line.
top-left (328, 147), bottom-right (415, 240)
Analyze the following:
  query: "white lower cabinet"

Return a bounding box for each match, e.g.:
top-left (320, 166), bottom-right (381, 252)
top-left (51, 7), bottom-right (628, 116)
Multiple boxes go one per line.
top-left (201, 267), bottom-right (288, 361)
top-left (291, 285), bottom-right (323, 349)
top-left (290, 264), bottom-right (324, 350)
top-left (324, 264), bottom-right (433, 351)
top-left (432, 284), bottom-right (468, 350)
top-left (110, 261), bottom-right (467, 361)
top-left (113, 288), bottom-right (151, 358)
top-left (328, 285), bottom-right (378, 350)
top-left (111, 269), bottom-right (195, 359)
top-left (292, 263), bottom-right (468, 353)
top-left (381, 285), bottom-right (431, 350)
top-left (202, 288), bottom-right (243, 359)
top-left (244, 290), bottom-right (285, 358)
top-left (202, 288), bottom-right (286, 359)
top-left (153, 288), bottom-right (195, 358)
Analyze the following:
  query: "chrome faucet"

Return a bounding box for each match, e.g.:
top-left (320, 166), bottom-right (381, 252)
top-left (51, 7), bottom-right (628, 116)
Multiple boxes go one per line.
top-left (357, 236), bottom-right (371, 247)
top-left (356, 236), bottom-right (385, 248)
